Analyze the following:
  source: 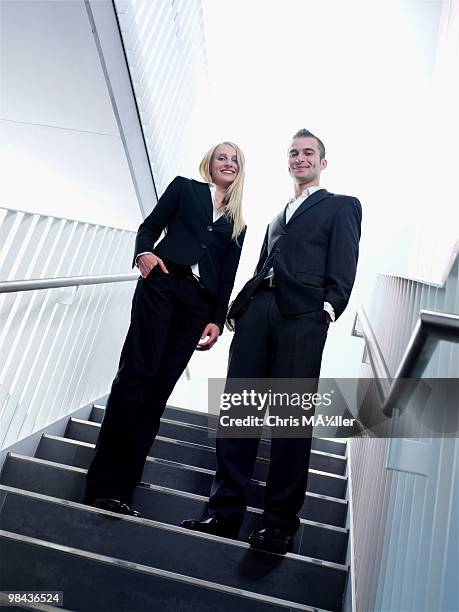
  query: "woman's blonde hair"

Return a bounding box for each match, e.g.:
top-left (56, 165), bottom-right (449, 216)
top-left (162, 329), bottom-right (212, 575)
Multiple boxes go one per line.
top-left (199, 141), bottom-right (246, 241)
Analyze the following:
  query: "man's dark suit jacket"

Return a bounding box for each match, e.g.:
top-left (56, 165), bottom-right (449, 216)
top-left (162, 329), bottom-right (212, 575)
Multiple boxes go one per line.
top-left (228, 189), bottom-right (361, 322)
top-left (133, 176), bottom-right (246, 330)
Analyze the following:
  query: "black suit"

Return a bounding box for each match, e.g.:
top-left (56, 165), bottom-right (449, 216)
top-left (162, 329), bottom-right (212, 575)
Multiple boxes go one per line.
top-left (135, 176), bottom-right (246, 330)
top-left (209, 189), bottom-right (362, 534)
top-left (229, 189), bottom-right (361, 321)
top-left (84, 177), bottom-right (245, 505)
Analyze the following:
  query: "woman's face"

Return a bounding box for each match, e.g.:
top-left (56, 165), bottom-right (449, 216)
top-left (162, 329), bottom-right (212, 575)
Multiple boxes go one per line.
top-left (209, 144), bottom-right (239, 188)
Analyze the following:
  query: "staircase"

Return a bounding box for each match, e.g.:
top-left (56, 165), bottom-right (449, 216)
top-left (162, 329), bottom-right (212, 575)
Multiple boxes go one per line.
top-left (0, 403), bottom-right (350, 611)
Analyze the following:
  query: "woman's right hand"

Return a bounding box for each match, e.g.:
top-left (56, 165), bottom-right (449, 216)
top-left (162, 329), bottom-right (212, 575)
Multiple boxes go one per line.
top-left (137, 253), bottom-right (169, 278)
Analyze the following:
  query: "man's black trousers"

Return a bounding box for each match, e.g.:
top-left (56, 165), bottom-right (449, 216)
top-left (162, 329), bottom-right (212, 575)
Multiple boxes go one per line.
top-left (84, 265), bottom-right (213, 506)
top-left (208, 288), bottom-right (329, 535)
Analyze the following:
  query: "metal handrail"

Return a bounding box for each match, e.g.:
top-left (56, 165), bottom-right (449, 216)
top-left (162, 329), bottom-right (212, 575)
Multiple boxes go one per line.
top-left (0, 270), bottom-right (196, 383)
top-left (351, 307), bottom-right (391, 404)
top-left (383, 310), bottom-right (459, 416)
top-left (352, 307), bottom-right (459, 417)
top-left (0, 272), bottom-right (139, 294)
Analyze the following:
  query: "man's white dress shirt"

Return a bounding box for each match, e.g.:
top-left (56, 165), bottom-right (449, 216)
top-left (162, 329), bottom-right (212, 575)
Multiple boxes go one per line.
top-left (265, 186), bottom-right (335, 322)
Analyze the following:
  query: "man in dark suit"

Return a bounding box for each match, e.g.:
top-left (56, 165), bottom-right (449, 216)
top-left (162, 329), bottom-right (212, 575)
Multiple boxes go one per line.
top-left (182, 129), bottom-right (362, 554)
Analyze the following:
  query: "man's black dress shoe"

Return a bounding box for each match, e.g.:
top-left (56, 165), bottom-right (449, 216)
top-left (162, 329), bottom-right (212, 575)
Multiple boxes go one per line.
top-left (180, 514), bottom-right (239, 539)
top-left (248, 525), bottom-right (294, 555)
top-left (92, 498), bottom-right (141, 517)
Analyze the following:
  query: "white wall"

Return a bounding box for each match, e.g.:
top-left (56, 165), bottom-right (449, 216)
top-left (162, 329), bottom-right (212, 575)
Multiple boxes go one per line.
top-left (170, 0), bottom-right (457, 403)
top-left (0, 0), bottom-right (142, 230)
top-left (406, 0), bottom-right (459, 283)
top-left (1, 0), bottom-right (455, 411)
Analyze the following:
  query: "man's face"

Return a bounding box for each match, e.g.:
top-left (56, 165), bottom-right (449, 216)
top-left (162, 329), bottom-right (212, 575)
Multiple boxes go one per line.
top-left (288, 137), bottom-right (327, 185)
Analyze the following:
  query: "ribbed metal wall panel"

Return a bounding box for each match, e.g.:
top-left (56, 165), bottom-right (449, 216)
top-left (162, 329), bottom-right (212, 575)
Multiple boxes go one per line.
top-left (0, 208), bottom-right (137, 449)
top-left (349, 256), bottom-right (458, 611)
top-left (114, 0), bottom-right (208, 196)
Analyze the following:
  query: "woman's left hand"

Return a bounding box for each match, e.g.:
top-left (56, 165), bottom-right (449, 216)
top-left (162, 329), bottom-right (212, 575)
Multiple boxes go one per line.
top-left (196, 323), bottom-right (220, 351)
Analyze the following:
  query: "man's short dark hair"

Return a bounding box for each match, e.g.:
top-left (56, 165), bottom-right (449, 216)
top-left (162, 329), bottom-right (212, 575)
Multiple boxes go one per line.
top-left (292, 129), bottom-right (326, 160)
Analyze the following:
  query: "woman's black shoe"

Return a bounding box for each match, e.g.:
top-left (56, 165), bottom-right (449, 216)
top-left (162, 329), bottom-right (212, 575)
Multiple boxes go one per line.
top-left (93, 498), bottom-right (141, 517)
top-left (180, 514), bottom-right (239, 539)
top-left (248, 525), bottom-right (294, 555)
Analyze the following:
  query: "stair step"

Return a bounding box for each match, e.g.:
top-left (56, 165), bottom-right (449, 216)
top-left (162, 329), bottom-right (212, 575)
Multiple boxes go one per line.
top-left (66, 418), bottom-right (347, 477)
top-left (0, 489), bottom-right (346, 611)
top-left (36, 434), bottom-right (347, 499)
top-left (97, 403), bottom-right (212, 429)
top-left (0, 454), bottom-right (348, 530)
top-left (0, 530), bottom-right (328, 612)
top-left (91, 404), bottom-right (347, 457)
top-left (0, 460), bottom-right (347, 561)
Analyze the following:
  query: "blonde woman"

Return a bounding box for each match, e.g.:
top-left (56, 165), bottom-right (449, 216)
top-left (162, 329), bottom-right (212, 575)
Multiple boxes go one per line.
top-left (84, 142), bottom-right (246, 516)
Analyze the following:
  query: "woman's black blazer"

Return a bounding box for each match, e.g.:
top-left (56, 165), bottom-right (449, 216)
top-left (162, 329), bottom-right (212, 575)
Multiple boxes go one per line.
top-left (133, 176), bottom-right (246, 331)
